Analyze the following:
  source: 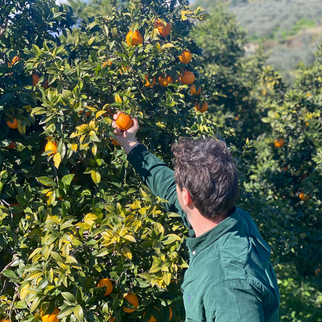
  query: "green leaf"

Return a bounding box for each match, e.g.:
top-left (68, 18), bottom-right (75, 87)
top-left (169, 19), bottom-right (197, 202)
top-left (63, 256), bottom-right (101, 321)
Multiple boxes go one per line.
top-left (162, 234), bottom-right (181, 245)
top-left (37, 176), bottom-right (56, 187)
top-left (61, 292), bottom-right (76, 303)
top-left (30, 296), bottom-right (41, 312)
top-left (123, 235), bottom-right (136, 243)
top-left (61, 174), bottom-right (74, 186)
top-left (2, 269), bottom-right (17, 280)
top-left (161, 43), bottom-right (176, 50)
top-left (57, 306), bottom-right (76, 318)
top-left (28, 248), bottom-right (42, 260)
top-left (74, 305), bottom-right (84, 321)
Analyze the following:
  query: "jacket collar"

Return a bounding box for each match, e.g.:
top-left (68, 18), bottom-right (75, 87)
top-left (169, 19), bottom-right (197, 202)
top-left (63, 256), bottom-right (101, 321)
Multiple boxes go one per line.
top-left (186, 207), bottom-right (240, 257)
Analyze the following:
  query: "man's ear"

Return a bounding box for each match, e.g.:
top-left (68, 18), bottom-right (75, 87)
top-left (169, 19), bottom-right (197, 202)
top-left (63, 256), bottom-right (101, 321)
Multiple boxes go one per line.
top-left (182, 187), bottom-right (192, 206)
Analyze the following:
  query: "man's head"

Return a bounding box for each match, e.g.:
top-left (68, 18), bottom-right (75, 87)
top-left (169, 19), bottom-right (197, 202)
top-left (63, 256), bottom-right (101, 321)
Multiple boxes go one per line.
top-left (171, 137), bottom-right (239, 220)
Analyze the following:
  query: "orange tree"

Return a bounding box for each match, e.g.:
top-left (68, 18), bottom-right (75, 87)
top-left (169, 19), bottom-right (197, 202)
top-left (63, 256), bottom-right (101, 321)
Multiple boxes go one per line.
top-left (191, 6), bottom-right (270, 149)
top-left (0, 0), bottom-right (227, 321)
top-left (241, 53), bottom-right (322, 320)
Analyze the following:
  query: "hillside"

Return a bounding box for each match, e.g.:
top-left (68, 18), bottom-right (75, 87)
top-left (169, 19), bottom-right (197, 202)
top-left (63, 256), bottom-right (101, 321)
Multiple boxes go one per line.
top-left (192, 0), bottom-right (322, 83)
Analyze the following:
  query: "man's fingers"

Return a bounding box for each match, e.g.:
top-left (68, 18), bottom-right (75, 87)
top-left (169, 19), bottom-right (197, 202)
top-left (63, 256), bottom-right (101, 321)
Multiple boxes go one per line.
top-left (113, 127), bottom-right (123, 135)
top-left (132, 118), bottom-right (139, 129)
top-left (113, 111), bottom-right (122, 120)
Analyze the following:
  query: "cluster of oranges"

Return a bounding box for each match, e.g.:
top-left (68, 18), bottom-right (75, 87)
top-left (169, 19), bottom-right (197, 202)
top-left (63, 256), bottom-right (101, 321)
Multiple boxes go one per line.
top-left (123, 19), bottom-right (208, 113)
top-left (96, 277), bottom-right (172, 321)
top-left (275, 138), bottom-right (312, 202)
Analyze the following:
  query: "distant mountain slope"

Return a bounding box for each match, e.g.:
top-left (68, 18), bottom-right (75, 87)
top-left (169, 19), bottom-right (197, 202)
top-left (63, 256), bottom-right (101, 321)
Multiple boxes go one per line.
top-left (192, 0), bottom-right (322, 83)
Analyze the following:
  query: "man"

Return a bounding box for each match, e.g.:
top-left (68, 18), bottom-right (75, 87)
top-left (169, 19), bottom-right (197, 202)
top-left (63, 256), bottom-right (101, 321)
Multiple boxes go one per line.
top-left (113, 114), bottom-right (280, 322)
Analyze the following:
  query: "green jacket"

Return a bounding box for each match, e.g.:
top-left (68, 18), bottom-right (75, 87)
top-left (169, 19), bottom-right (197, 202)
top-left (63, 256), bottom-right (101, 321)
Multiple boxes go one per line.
top-left (128, 144), bottom-right (280, 322)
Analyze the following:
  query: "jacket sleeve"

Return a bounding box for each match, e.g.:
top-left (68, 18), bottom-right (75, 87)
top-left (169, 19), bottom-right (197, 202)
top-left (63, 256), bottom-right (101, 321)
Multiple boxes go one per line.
top-left (205, 279), bottom-right (265, 322)
top-left (127, 144), bottom-right (189, 227)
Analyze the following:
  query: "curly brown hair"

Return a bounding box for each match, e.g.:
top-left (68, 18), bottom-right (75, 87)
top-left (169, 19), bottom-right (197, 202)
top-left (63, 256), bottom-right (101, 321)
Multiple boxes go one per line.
top-left (171, 137), bottom-right (239, 220)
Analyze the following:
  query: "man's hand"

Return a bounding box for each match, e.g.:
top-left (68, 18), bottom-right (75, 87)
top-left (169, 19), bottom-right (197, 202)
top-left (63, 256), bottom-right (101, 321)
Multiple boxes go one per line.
top-left (112, 111), bottom-right (140, 155)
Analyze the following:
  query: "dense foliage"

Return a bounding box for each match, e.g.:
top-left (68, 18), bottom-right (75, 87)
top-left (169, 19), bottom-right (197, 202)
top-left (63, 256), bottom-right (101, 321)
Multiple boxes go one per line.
top-left (1, 0), bottom-right (322, 321)
top-left (0, 0), bottom-right (219, 321)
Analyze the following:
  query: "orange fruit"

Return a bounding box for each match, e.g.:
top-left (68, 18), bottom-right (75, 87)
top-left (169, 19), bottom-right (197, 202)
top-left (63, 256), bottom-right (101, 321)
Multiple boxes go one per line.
top-left (158, 75), bottom-right (173, 87)
top-left (144, 74), bottom-right (156, 87)
top-left (71, 170), bottom-right (79, 182)
top-left (126, 30), bottom-right (143, 46)
top-left (109, 318), bottom-right (115, 322)
top-left (274, 138), bottom-right (285, 148)
top-left (115, 113), bottom-right (133, 131)
top-left (299, 192), bottom-right (310, 201)
top-left (0, 319), bottom-right (11, 322)
top-left (154, 19), bottom-right (171, 37)
top-left (195, 101), bottom-right (208, 113)
top-left (123, 293), bottom-right (139, 313)
top-left (315, 267), bottom-right (321, 276)
top-left (41, 307), bottom-right (60, 322)
top-left (6, 118), bottom-right (18, 129)
top-left (179, 50), bottom-right (192, 64)
top-left (97, 278), bottom-right (113, 296)
top-left (180, 71), bottom-right (195, 85)
top-left (78, 110), bottom-right (91, 117)
top-left (190, 84), bottom-right (201, 95)
top-left (43, 80), bottom-right (49, 89)
top-left (8, 55), bottom-right (20, 67)
top-left (6, 142), bottom-right (15, 149)
top-left (32, 74), bottom-right (40, 85)
top-left (281, 166), bottom-right (288, 172)
top-left (45, 141), bottom-right (58, 156)
top-left (235, 116), bottom-right (239, 121)
top-left (111, 138), bottom-right (120, 146)
top-left (143, 306), bottom-right (173, 321)
top-left (103, 60), bottom-right (112, 67)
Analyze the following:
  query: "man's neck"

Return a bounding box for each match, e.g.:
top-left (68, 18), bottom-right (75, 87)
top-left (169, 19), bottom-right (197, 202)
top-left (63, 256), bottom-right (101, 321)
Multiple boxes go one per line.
top-left (187, 207), bottom-right (236, 237)
top-left (188, 212), bottom-right (226, 237)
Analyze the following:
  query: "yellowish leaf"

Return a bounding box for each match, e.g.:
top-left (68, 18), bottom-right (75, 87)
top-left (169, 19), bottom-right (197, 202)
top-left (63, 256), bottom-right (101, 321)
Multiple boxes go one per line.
top-left (114, 93), bottom-right (122, 103)
top-left (71, 144), bottom-right (78, 152)
top-left (122, 246), bottom-right (132, 260)
top-left (53, 152), bottom-right (61, 168)
top-left (20, 284), bottom-right (30, 301)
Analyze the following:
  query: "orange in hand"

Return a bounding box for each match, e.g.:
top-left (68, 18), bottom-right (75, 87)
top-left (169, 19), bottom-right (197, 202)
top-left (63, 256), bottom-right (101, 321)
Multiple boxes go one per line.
top-left (115, 113), bottom-right (133, 131)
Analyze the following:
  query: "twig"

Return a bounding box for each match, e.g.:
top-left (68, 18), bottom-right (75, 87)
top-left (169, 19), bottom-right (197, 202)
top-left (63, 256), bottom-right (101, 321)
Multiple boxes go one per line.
top-left (0, 258), bottom-right (17, 281)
